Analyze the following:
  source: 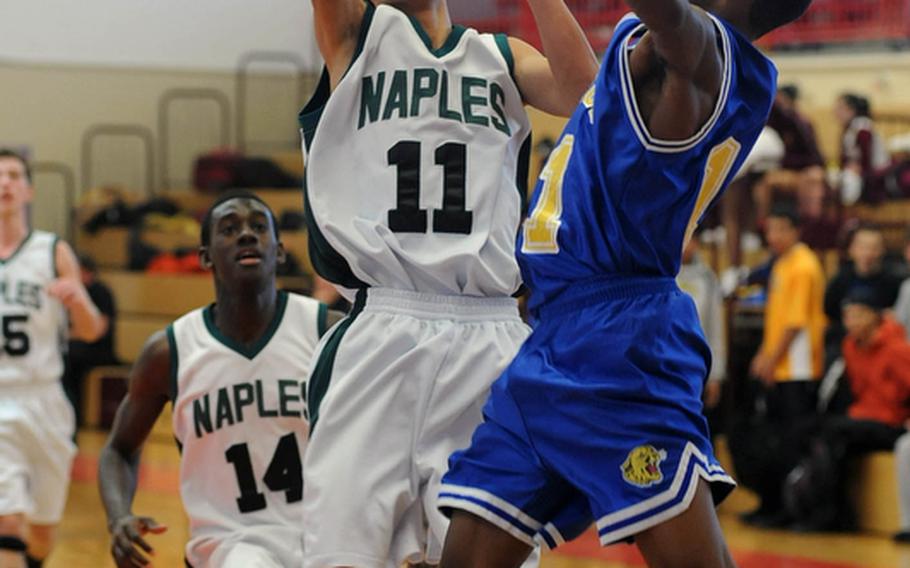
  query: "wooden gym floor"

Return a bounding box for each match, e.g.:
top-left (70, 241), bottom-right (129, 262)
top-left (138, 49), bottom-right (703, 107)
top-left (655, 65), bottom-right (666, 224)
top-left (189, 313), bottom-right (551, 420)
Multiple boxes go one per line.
top-left (48, 431), bottom-right (910, 568)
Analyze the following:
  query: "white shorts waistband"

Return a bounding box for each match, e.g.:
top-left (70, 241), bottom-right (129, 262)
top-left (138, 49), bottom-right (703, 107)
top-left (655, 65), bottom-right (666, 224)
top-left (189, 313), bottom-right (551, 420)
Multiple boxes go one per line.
top-left (363, 288), bottom-right (520, 321)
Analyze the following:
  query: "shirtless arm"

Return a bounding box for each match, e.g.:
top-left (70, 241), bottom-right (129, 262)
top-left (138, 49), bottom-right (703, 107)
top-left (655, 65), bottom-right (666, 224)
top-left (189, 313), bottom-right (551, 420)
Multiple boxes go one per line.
top-left (49, 240), bottom-right (105, 342)
top-left (311, 0), bottom-right (367, 88)
top-left (510, 0), bottom-right (598, 116)
top-left (624, 0), bottom-right (724, 140)
top-left (98, 331), bottom-right (171, 567)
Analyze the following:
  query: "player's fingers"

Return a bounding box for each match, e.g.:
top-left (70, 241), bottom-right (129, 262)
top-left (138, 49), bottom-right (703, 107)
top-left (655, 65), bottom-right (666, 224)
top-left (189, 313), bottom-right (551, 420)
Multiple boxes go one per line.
top-left (125, 524), bottom-right (154, 554)
top-left (113, 539), bottom-right (149, 567)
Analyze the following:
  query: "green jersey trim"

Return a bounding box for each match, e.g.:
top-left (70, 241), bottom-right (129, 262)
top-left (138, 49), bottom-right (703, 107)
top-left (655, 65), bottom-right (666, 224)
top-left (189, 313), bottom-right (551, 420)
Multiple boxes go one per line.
top-left (494, 34), bottom-right (515, 78)
top-left (166, 324), bottom-right (179, 402)
top-left (402, 10), bottom-right (467, 58)
top-left (202, 290), bottom-right (289, 360)
top-left (307, 289), bottom-right (366, 432)
top-left (317, 302), bottom-right (329, 338)
top-left (0, 231), bottom-right (34, 265)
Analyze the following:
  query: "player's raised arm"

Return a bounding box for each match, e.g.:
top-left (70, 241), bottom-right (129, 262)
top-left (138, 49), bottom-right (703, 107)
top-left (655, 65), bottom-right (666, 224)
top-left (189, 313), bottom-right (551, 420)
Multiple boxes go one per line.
top-left (624, 0), bottom-right (718, 79)
top-left (312, 0), bottom-right (367, 87)
top-left (98, 331), bottom-right (171, 568)
top-left (509, 0), bottom-right (598, 117)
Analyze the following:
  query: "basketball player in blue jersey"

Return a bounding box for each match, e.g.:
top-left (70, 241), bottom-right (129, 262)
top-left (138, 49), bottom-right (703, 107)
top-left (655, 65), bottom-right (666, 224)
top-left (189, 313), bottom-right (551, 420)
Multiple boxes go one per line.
top-left (438, 1), bottom-right (812, 566)
top-left (99, 193), bottom-right (342, 567)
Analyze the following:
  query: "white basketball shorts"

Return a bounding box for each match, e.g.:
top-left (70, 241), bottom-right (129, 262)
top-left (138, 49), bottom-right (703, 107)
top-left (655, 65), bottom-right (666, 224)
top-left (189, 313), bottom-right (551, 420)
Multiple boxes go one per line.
top-left (302, 288), bottom-right (530, 567)
top-left (0, 381), bottom-right (76, 524)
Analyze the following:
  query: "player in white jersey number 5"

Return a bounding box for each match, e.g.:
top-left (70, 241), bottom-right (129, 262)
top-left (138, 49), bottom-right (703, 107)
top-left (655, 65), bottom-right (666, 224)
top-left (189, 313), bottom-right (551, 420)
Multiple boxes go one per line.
top-left (300, 1), bottom-right (598, 566)
top-left (98, 193), bottom-right (343, 568)
top-left (0, 149), bottom-right (105, 568)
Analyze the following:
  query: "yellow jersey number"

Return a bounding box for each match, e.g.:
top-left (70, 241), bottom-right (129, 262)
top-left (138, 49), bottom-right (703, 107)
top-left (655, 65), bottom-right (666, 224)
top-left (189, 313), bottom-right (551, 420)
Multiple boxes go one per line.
top-left (522, 135), bottom-right (575, 254)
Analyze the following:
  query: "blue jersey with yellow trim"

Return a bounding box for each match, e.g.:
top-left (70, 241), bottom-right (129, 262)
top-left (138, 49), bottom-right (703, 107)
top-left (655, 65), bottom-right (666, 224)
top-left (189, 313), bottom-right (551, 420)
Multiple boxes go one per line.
top-left (517, 13), bottom-right (777, 314)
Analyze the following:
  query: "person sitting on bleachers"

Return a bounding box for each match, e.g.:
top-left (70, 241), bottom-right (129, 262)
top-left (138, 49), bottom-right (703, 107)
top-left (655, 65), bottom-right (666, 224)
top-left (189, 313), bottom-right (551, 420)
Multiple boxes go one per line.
top-left (784, 286), bottom-right (910, 532)
top-left (892, 228), bottom-right (910, 331)
top-left (824, 224), bottom-right (904, 358)
top-left (756, 86), bottom-right (841, 250)
top-left (834, 93), bottom-right (891, 205)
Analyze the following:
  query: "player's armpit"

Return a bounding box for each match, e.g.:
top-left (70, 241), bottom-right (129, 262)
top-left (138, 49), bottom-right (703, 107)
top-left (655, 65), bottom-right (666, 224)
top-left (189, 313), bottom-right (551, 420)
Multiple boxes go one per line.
top-left (312, 0), bottom-right (367, 85)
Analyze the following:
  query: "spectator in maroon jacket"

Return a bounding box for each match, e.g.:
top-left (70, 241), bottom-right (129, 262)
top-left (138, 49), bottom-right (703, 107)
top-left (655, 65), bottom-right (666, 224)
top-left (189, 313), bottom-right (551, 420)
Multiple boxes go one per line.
top-left (755, 85), bottom-right (840, 249)
top-left (835, 93), bottom-right (891, 205)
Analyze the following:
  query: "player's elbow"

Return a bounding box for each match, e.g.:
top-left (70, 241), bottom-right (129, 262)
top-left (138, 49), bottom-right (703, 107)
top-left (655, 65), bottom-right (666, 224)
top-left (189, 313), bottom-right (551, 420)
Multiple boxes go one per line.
top-left (74, 315), bottom-right (107, 343)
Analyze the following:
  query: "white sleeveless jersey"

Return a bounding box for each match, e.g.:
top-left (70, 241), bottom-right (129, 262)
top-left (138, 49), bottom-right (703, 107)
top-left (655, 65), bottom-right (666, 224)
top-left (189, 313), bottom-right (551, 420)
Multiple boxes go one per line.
top-left (169, 291), bottom-right (327, 567)
top-left (0, 231), bottom-right (66, 387)
top-left (300, 2), bottom-right (532, 297)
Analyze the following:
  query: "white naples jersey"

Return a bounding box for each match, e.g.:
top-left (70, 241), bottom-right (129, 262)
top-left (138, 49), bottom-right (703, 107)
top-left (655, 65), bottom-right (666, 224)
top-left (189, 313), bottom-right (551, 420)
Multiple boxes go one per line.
top-left (169, 291), bottom-right (327, 567)
top-left (0, 231), bottom-right (66, 387)
top-left (300, 1), bottom-right (532, 297)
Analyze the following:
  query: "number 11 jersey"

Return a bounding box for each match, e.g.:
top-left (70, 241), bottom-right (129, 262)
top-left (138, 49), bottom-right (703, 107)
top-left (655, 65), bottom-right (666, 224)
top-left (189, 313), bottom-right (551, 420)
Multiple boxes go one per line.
top-left (169, 291), bottom-right (327, 567)
top-left (300, 1), bottom-right (531, 297)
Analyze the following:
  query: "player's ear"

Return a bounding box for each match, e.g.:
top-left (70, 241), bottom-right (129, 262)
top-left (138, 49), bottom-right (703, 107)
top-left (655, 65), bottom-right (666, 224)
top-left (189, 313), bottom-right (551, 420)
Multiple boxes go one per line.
top-left (199, 246), bottom-right (213, 270)
top-left (276, 242), bottom-right (287, 265)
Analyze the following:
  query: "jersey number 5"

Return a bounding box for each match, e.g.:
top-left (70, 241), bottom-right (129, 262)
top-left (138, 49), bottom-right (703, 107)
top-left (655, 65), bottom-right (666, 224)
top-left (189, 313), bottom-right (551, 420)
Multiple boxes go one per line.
top-left (225, 433), bottom-right (302, 513)
top-left (1, 314), bottom-right (30, 357)
top-left (387, 141), bottom-right (473, 235)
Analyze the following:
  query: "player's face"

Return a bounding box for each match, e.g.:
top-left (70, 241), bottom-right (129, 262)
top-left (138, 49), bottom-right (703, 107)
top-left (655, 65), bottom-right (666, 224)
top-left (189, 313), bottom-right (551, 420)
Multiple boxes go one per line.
top-left (842, 303), bottom-right (880, 342)
top-left (203, 199), bottom-right (285, 284)
top-left (764, 217), bottom-right (798, 255)
top-left (848, 230), bottom-right (884, 276)
top-left (833, 98), bottom-right (854, 126)
top-left (0, 157), bottom-right (33, 217)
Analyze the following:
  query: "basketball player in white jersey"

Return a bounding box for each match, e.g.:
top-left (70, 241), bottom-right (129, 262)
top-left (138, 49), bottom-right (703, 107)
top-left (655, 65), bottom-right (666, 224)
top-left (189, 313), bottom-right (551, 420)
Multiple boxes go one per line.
top-left (98, 193), bottom-right (342, 568)
top-left (299, 1), bottom-right (598, 565)
top-left (0, 149), bottom-right (105, 568)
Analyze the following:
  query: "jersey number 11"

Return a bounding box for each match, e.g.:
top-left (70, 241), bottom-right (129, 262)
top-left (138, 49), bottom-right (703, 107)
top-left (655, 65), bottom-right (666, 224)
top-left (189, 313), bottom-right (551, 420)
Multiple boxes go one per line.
top-left (387, 141), bottom-right (473, 235)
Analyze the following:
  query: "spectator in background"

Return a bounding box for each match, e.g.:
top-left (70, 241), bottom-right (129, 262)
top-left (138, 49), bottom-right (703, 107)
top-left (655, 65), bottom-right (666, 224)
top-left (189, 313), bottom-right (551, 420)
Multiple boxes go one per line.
top-left (677, 236), bottom-right (727, 417)
top-left (62, 255), bottom-right (118, 427)
top-left (740, 204), bottom-right (827, 527)
top-left (824, 224), bottom-right (903, 355)
top-left (757, 85), bottom-right (840, 250)
top-left (834, 93), bottom-right (891, 205)
top-left (895, 432), bottom-right (910, 542)
top-left (784, 287), bottom-right (910, 531)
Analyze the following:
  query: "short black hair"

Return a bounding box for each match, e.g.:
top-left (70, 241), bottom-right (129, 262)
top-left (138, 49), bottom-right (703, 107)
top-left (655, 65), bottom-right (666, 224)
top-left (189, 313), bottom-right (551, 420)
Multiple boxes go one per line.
top-left (779, 84), bottom-right (799, 102)
top-left (842, 286), bottom-right (886, 312)
top-left (840, 93), bottom-right (871, 118)
top-left (0, 148), bottom-right (31, 184)
top-left (748, 0), bottom-right (812, 38)
top-left (200, 190), bottom-right (280, 247)
top-left (767, 203), bottom-right (800, 228)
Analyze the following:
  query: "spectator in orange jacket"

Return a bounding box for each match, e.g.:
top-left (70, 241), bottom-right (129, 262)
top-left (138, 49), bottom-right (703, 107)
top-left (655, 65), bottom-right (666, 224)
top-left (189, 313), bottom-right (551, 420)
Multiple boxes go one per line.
top-left (785, 286), bottom-right (910, 531)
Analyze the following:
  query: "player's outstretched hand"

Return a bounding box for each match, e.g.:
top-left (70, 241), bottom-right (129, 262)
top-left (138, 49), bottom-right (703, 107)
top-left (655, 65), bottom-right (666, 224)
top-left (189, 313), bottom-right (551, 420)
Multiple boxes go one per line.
top-left (109, 515), bottom-right (168, 567)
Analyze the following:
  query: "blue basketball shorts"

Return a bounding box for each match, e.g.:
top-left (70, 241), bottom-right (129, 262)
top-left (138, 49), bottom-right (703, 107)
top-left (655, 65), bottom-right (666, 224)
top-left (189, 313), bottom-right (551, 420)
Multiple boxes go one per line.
top-left (439, 277), bottom-right (736, 547)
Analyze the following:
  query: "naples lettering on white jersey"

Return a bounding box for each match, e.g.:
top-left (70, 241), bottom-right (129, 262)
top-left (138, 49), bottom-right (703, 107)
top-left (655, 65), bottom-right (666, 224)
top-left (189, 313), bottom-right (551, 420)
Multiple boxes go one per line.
top-left (0, 231), bottom-right (66, 386)
top-left (169, 291), bottom-right (326, 567)
top-left (300, 3), bottom-right (532, 297)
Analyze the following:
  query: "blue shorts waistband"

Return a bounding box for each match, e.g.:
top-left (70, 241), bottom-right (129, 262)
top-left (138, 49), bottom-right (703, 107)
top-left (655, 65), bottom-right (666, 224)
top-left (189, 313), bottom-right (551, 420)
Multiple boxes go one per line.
top-left (535, 276), bottom-right (678, 320)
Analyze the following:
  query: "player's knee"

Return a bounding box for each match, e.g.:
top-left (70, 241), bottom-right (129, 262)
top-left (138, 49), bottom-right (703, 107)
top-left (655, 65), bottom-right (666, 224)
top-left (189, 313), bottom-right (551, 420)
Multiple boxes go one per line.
top-left (24, 525), bottom-right (54, 561)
